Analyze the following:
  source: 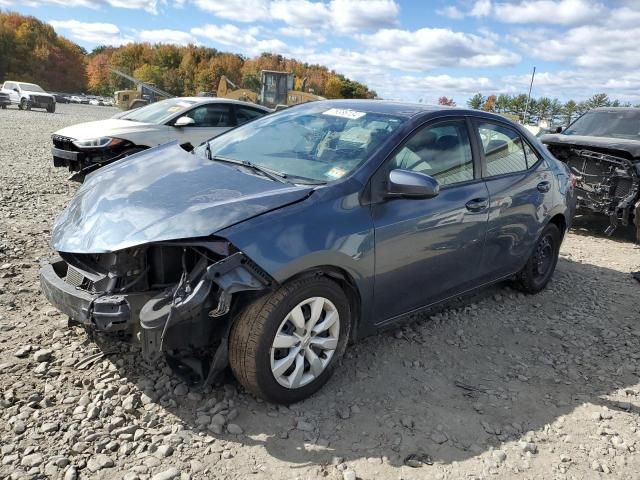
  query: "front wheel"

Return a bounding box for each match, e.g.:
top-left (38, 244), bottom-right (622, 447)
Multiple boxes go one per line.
top-left (229, 276), bottom-right (350, 404)
top-left (47, 104), bottom-right (56, 113)
top-left (20, 98), bottom-right (30, 110)
top-left (515, 223), bottom-right (561, 293)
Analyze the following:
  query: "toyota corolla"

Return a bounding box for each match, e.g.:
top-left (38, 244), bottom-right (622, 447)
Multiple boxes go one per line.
top-left (40, 100), bottom-right (575, 404)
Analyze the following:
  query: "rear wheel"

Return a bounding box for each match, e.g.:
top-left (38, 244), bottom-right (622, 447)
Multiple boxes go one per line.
top-left (229, 276), bottom-right (350, 404)
top-left (47, 104), bottom-right (56, 113)
top-left (515, 223), bottom-right (561, 293)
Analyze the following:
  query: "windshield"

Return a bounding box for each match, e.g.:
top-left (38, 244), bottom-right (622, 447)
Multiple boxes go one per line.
top-left (195, 103), bottom-right (405, 183)
top-left (19, 82), bottom-right (45, 92)
top-left (564, 110), bottom-right (640, 140)
top-left (120, 98), bottom-right (197, 124)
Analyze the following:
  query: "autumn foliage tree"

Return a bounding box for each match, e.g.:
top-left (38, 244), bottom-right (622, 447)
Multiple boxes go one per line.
top-left (438, 96), bottom-right (456, 106)
top-left (0, 11), bottom-right (87, 92)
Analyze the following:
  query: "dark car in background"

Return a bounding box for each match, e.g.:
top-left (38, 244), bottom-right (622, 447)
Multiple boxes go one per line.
top-left (40, 100), bottom-right (575, 403)
top-left (541, 107), bottom-right (640, 240)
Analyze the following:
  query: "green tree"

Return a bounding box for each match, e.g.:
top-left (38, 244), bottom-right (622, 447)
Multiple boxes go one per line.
top-left (467, 93), bottom-right (485, 110)
top-left (585, 93), bottom-right (610, 109)
top-left (562, 100), bottom-right (578, 126)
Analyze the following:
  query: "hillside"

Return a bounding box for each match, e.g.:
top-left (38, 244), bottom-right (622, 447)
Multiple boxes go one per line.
top-left (0, 11), bottom-right (376, 99)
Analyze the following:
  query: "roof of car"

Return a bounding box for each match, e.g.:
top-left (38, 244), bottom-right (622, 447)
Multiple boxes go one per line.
top-left (174, 97), bottom-right (271, 110)
top-left (591, 107), bottom-right (640, 112)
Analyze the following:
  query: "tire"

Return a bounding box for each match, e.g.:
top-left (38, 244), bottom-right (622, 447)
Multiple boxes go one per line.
top-left (1, 105), bottom-right (6, 109)
top-left (20, 98), bottom-right (30, 111)
top-left (515, 223), bottom-right (561, 294)
top-left (47, 104), bottom-right (56, 113)
top-left (229, 276), bottom-right (351, 404)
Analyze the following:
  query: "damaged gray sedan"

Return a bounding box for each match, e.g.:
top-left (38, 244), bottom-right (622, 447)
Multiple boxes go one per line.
top-left (41, 100), bottom-right (574, 403)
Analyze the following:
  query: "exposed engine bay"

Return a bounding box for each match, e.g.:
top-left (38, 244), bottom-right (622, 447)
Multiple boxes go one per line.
top-left (545, 144), bottom-right (640, 235)
top-left (40, 239), bottom-right (273, 385)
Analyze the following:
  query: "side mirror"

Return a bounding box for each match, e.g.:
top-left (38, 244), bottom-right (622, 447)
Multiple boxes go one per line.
top-left (555, 126), bottom-right (564, 133)
top-left (13, 88), bottom-right (19, 92)
top-left (175, 116), bottom-right (195, 127)
top-left (387, 169), bottom-right (440, 199)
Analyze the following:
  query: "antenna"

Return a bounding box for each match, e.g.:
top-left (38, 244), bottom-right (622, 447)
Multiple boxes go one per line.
top-left (522, 66), bottom-right (536, 124)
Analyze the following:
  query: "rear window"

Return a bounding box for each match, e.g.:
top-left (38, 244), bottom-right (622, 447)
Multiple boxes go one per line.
top-left (121, 98), bottom-right (197, 124)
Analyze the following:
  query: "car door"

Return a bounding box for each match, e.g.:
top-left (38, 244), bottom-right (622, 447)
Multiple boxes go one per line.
top-left (472, 120), bottom-right (554, 281)
top-left (370, 118), bottom-right (490, 325)
top-left (171, 103), bottom-right (235, 146)
top-left (4, 82), bottom-right (18, 103)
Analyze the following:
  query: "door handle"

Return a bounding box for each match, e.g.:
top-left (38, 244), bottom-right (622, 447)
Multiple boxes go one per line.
top-left (465, 198), bottom-right (488, 212)
top-left (537, 181), bottom-right (551, 193)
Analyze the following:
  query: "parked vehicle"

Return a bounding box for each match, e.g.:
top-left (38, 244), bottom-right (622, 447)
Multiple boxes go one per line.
top-left (0, 91), bottom-right (9, 109)
top-left (51, 93), bottom-right (71, 104)
top-left (50, 97), bottom-right (271, 178)
top-left (40, 100), bottom-right (575, 404)
top-left (0, 81), bottom-right (56, 112)
top-left (541, 107), bottom-right (640, 240)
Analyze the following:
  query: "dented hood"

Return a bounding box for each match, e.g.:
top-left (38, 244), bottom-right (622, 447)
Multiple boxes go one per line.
top-left (540, 133), bottom-right (640, 159)
top-left (50, 143), bottom-right (313, 253)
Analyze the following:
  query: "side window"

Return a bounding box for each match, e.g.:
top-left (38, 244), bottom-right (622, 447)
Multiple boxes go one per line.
top-left (390, 120), bottom-right (474, 186)
top-left (184, 104), bottom-right (232, 127)
top-left (477, 122), bottom-right (528, 176)
top-left (235, 106), bottom-right (266, 125)
top-left (522, 141), bottom-right (540, 167)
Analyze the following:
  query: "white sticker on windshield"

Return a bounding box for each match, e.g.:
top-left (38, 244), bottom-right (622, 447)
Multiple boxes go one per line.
top-left (322, 108), bottom-right (366, 120)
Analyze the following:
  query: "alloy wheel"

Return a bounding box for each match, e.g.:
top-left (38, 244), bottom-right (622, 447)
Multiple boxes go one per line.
top-left (270, 296), bottom-right (340, 389)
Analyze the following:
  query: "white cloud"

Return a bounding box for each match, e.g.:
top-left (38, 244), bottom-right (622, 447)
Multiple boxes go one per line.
top-left (329, 0), bottom-right (399, 32)
top-left (437, 5), bottom-right (465, 19)
top-left (190, 24), bottom-right (286, 54)
top-left (270, 0), bottom-right (330, 28)
top-left (356, 27), bottom-right (520, 71)
top-left (192, 0), bottom-right (270, 22)
top-left (494, 0), bottom-right (605, 25)
top-left (48, 19), bottom-right (132, 45)
top-left (0, 0), bottom-right (159, 13)
top-left (188, 0), bottom-right (399, 32)
top-left (137, 29), bottom-right (196, 45)
top-left (470, 0), bottom-right (492, 17)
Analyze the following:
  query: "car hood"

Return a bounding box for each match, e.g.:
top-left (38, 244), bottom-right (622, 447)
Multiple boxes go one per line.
top-left (50, 143), bottom-right (313, 253)
top-left (540, 133), bottom-right (640, 159)
top-left (54, 118), bottom-right (163, 140)
top-left (23, 90), bottom-right (54, 97)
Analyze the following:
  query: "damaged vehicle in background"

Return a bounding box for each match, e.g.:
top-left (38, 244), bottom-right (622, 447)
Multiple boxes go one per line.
top-left (0, 80), bottom-right (56, 112)
top-left (541, 107), bottom-right (640, 240)
top-left (40, 100), bottom-right (575, 403)
top-left (50, 97), bottom-right (270, 180)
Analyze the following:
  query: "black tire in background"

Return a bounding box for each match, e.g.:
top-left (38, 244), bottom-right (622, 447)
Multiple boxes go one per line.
top-left (515, 223), bottom-right (562, 294)
top-left (47, 104), bottom-right (55, 113)
top-left (20, 98), bottom-right (30, 110)
top-left (229, 276), bottom-right (351, 404)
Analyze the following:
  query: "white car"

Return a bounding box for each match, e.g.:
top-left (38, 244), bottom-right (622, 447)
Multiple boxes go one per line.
top-left (1, 80), bottom-right (56, 112)
top-left (51, 97), bottom-right (271, 177)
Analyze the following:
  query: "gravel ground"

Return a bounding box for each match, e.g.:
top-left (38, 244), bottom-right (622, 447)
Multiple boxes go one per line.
top-left (1, 103), bottom-right (639, 480)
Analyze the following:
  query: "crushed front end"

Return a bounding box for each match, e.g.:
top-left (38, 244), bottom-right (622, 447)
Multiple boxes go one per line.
top-left (544, 142), bottom-right (640, 236)
top-left (40, 239), bottom-right (272, 383)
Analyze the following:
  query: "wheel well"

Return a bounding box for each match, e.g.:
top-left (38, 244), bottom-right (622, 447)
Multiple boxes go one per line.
top-left (285, 266), bottom-right (362, 341)
top-left (549, 213), bottom-right (567, 238)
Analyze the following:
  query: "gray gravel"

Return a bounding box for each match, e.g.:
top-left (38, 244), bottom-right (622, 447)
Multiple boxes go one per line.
top-left (1, 103), bottom-right (639, 479)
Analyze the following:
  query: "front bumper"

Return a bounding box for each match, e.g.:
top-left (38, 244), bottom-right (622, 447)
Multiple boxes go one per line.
top-left (39, 259), bottom-right (148, 333)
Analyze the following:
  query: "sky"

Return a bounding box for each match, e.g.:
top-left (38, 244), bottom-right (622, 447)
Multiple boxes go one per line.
top-left (2, 0), bottom-right (640, 103)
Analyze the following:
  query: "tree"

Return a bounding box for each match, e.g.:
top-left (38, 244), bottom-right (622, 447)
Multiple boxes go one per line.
top-left (438, 96), bottom-right (456, 106)
top-left (467, 93), bottom-right (485, 109)
top-left (495, 94), bottom-right (511, 113)
top-left (585, 93), bottom-right (610, 109)
top-left (324, 76), bottom-right (343, 99)
top-left (483, 94), bottom-right (497, 112)
top-left (562, 100), bottom-right (578, 126)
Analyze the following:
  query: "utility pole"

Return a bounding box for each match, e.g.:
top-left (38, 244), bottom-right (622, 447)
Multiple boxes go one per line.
top-left (522, 66), bottom-right (536, 124)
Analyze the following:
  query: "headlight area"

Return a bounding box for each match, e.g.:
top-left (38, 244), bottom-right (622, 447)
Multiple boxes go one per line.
top-left (39, 239), bottom-right (273, 384)
top-left (72, 137), bottom-right (124, 149)
top-left (51, 135), bottom-right (134, 174)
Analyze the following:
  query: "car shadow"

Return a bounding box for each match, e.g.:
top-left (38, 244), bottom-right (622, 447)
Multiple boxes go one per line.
top-left (98, 255), bottom-right (639, 471)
